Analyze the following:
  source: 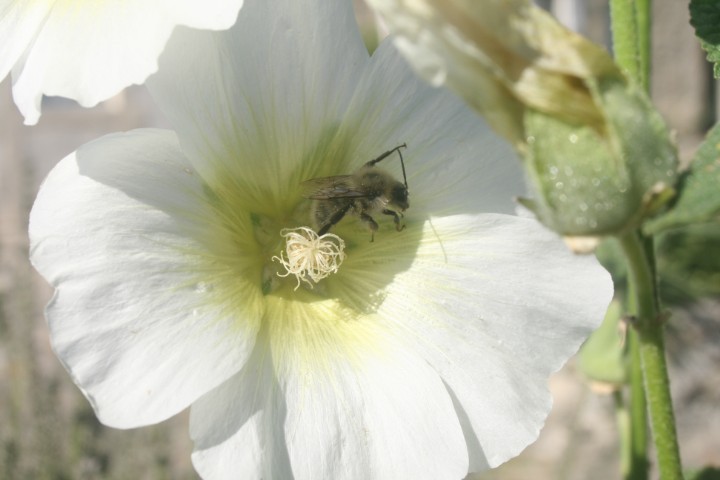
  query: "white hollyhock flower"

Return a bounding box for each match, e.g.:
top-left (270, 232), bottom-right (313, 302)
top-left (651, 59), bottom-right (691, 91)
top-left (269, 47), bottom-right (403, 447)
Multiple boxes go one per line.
top-left (0, 0), bottom-right (244, 125)
top-left (29, 0), bottom-right (613, 478)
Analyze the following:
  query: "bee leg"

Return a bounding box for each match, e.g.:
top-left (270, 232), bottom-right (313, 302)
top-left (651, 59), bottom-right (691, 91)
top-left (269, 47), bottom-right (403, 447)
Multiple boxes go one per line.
top-left (382, 209), bottom-right (405, 232)
top-left (317, 203), bottom-right (353, 235)
top-left (359, 213), bottom-right (379, 242)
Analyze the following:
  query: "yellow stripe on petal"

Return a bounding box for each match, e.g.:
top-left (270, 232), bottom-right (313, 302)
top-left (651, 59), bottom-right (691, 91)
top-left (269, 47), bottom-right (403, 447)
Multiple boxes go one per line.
top-left (264, 289), bottom-right (392, 386)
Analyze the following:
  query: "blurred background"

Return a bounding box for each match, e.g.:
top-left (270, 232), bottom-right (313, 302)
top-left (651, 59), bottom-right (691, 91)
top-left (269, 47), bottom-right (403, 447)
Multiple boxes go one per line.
top-left (0, 1), bottom-right (718, 479)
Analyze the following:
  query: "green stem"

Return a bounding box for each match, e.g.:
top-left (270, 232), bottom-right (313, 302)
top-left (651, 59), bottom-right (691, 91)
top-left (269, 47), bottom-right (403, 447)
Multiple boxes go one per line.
top-left (609, 0), bottom-right (652, 93)
top-left (628, 329), bottom-right (649, 480)
top-left (609, 0), bottom-right (641, 81)
top-left (614, 390), bottom-right (632, 478)
top-left (623, 269), bottom-right (648, 480)
top-left (610, 3), bottom-right (659, 478)
top-left (619, 232), bottom-right (683, 480)
top-left (636, 0), bottom-right (651, 92)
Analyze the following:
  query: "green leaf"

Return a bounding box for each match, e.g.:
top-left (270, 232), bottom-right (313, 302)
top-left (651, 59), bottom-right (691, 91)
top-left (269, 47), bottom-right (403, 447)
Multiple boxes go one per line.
top-left (690, 0), bottom-right (720, 78)
top-left (645, 122), bottom-right (720, 233)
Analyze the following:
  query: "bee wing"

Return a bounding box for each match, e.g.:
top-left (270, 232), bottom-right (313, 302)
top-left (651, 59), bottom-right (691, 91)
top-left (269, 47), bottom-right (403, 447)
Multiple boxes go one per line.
top-left (301, 175), bottom-right (370, 199)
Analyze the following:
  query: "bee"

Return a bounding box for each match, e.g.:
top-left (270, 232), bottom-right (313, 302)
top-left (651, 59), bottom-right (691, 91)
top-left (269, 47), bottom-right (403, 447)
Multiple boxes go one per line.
top-left (301, 144), bottom-right (409, 241)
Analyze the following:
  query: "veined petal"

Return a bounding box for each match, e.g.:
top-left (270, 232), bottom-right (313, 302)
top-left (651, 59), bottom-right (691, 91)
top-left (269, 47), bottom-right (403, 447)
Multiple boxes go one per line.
top-left (6, 0), bottom-right (244, 125)
top-left (148, 0), bottom-right (525, 228)
top-left (191, 293), bottom-right (467, 480)
top-left (340, 40), bottom-right (526, 217)
top-left (147, 0), bottom-right (369, 210)
top-left (29, 129), bottom-right (262, 428)
top-left (374, 213), bottom-right (612, 468)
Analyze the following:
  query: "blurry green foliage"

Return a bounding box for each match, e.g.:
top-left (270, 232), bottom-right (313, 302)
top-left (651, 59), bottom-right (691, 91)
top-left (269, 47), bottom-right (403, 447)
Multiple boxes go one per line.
top-left (656, 223), bottom-right (720, 303)
top-left (687, 466), bottom-right (720, 480)
top-left (689, 0), bottom-right (720, 78)
top-left (646, 122), bottom-right (720, 233)
top-left (596, 223), bottom-right (720, 306)
top-left (578, 300), bottom-right (627, 386)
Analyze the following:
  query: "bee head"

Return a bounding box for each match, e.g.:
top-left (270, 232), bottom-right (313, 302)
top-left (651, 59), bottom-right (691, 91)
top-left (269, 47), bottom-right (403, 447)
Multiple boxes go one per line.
top-left (391, 182), bottom-right (409, 211)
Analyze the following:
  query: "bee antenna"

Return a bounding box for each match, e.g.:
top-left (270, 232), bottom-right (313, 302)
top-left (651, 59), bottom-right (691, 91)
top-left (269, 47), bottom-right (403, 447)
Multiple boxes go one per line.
top-left (365, 143), bottom-right (409, 190)
top-left (397, 144), bottom-right (408, 191)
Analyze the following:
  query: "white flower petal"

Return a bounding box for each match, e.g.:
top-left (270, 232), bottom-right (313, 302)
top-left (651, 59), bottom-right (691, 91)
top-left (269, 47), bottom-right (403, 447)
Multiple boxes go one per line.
top-left (147, 0), bottom-right (369, 194)
top-left (0, 1), bottom-right (51, 83)
top-left (29, 129), bottom-right (262, 428)
top-left (5, 0), bottom-right (244, 125)
top-left (377, 214), bottom-right (612, 469)
top-left (159, 0), bottom-right (245, 30)
top-left (191, 296), bottom-right (468, 480)
top-left (341, 40), bottom-right (527, 217)
top-left (148, 0), bottom-right (525, 224)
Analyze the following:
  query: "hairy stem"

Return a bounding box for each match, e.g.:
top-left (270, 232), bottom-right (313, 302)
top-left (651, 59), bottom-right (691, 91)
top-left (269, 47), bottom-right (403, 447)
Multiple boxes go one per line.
top-left (619, 232), bottom-right (683, 479)
top-left (609, 0), bottom-right (641, 81)
top-left (628, 328), bottom-right (650, 480)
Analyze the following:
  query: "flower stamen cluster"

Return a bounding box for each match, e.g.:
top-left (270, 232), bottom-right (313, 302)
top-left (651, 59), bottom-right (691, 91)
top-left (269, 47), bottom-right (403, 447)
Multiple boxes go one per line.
top-left (273, 227), bottom-right (346, 290)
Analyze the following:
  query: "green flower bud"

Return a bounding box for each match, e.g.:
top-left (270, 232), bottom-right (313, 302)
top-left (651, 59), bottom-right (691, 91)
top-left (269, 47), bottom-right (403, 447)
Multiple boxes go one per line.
top-left (369, 0), bottom-right (679, 240)
top-left (520, 77), bottom-right (678, 237)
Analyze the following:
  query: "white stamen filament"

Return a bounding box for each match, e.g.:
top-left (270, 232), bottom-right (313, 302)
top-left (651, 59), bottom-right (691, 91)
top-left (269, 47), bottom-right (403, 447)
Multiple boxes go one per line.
top-left (273, 227), bottom-right (347, 290)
